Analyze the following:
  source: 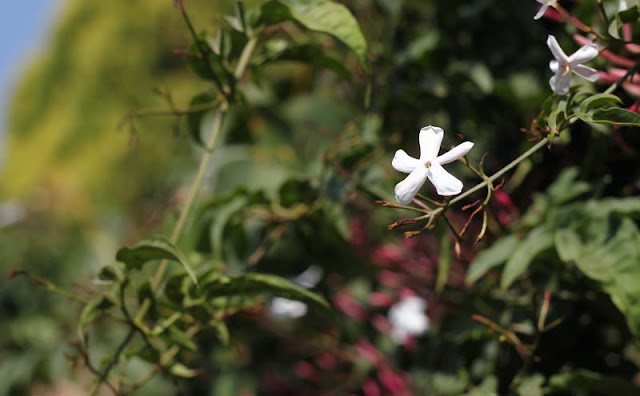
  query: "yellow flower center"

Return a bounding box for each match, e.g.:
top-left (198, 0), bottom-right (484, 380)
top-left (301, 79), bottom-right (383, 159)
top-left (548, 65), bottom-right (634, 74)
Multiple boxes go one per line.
top-left (424, 161), bottom-right (432, 168)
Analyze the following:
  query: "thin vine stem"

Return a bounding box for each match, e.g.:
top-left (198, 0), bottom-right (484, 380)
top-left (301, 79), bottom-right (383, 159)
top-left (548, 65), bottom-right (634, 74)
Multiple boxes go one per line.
top-left (135, 35), bottom-right (259, 324)
top-left (416, 137), bottom-right (551, 222)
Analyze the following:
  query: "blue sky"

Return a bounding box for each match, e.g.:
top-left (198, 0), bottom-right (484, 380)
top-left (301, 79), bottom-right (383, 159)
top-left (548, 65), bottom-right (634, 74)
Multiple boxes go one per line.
top-left (0, 0), bottom-right (58, 169)
top-left (1, 0), bottom-right (59, 130)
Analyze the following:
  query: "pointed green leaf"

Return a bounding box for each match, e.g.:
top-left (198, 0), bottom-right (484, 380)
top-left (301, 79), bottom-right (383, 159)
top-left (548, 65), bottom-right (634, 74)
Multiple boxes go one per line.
top-left (591, 107), bottom-right (640, 126)
top-left (466, 235), bottom-right (519, 285)
top-left (501, 227), bottom-right (554, 289)
top-left (166, 326), bottom-right (198, 351)
top-left (579, 93), bottom-right (622, 114)
top-left (200, 272), bottom-right (329, 310)
top-left (261, 0), bottom-right (367, 65)
top-left (116, 238), bottom-right (198, 285)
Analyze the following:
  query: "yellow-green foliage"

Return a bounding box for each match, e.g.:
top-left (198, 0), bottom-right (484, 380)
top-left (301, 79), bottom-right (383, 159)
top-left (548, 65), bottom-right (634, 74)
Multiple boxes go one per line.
top-left (3, 0), bottom-right (230, 219)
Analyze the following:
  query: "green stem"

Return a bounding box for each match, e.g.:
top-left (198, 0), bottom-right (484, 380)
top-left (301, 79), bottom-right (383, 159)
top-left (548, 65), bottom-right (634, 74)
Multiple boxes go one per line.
top-left (416, 137), bottom-right (550, 221)
top-left (150, 109), bottom-right (224, 289)
top-left (136, 36), bottom-right (258, 323)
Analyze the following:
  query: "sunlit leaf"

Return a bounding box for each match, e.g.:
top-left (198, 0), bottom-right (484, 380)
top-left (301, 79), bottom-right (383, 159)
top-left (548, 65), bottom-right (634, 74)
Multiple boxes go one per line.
top-left (260, 0), bottom-right (367, 65)
top-left (116, 238), bottom-right (198, 285)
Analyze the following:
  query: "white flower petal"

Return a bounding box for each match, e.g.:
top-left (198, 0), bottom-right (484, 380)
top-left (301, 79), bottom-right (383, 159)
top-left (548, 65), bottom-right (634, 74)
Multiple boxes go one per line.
top-left (572, 64), bottom-right (600, 82)
top-left (549, 60), bottom-right (559, 73)
top-left (550, 71), bottom-right (572, 95)
top-left (394, 166), bottom-right (429, 204)
top-left (270, 297), bottom-right (308, 318)
top-left (534, 5), bottom-right (548, 20)
top-left (388, 296), bottom-right (429, 344)
top-left (293, 265), bottom-right (323, 288)
top-left (426, 162), bottom-right (463, 196)
top-left (569, 44), bottom-right (599, 65)
top-left (547, 35), bottom-right (569, 63)
top-left (418, 126), bottom-right (444, 161)
top-left (392, 149), bottom-right (420, 174)
top-left (620, 0), bottom-right (629, 11)
top-left (437, 141), bottom-right (474, 165)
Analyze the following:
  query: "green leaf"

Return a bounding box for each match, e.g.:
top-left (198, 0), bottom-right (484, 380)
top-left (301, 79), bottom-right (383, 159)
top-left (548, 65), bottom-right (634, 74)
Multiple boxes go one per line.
top-left (546, 168), bottom-right (590, 205)
top-left (590, 107), bottom-right (640, 126)
top-left (259, 41), bottom-right (351, 78)
top-left (579, 93), bottom-right (622, 114)
top-left (167, 326), bottom-right (198, 351)
top-left (208, 320), bottom-right (230, 345)
top-left (466, 235), bottom-right (519, 285)
top-left (501, 227), bottom-right (554, 289)
top-left (260, 0), bottom-right (367, 65)
top-left (200, 272), bottom-right (329, 310)
top-left (555, 218), bottom-right (640, 334)
top-left (78, 296), bottom-right (114, 344)
top-left (516, 374), bottom-right (545, 396)
top-left (588, 197), bottom-right (640, 217)
top-left (169, 363), bottom-right (199, 378)
top-left (548, 369), bottom-right (639, 395)
top-left (116, 238), bottom-right (198, 285)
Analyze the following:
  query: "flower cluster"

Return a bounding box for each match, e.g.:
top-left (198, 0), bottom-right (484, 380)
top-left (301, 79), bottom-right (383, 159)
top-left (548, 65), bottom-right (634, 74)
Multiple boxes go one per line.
top-left (391, 2), bottom-right (604, 202)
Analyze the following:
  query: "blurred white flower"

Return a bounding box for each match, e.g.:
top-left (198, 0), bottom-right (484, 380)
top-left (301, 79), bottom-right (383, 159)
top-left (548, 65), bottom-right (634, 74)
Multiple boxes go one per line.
top-left (269, 266), bottom-right (323, 319)
top-left (619, 0), bottom-right (628, 11)
top-left (293, 265), bottom-right (323, 288)
top-left (388, 296), bottom-right (429, 343)
top-left (392, 126), bottom-right (473, 204)
top-left (534, 0), bottom-right (557, 20)
top-left (547, 35), bottom-right (599, 95)
top-left (270, 297), bottom-right (308, 318)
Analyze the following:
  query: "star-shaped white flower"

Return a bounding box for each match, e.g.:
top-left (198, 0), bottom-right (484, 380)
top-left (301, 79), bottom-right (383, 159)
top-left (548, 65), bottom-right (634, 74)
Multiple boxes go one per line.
top-left (392, 126), bottom-right (473, 204)
top-left (534, 0), bottom-right (557, 20)
top-left (388, 296), bottom-right (430, 343)
top-left (547, 35), bottom-right (599, 95)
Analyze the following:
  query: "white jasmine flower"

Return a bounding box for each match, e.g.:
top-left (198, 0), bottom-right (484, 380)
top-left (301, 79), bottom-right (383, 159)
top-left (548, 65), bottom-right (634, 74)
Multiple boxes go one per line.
top-left (547, 35), bottom-right (599, 95)
top-left (534, 0), bottom-right (557, 20)
top-left (269, 266), bottom-right (323, 319)
top-left (392, 126), bottom-right (473, 204)
top-left (388, 296), bottom-right (429, 343)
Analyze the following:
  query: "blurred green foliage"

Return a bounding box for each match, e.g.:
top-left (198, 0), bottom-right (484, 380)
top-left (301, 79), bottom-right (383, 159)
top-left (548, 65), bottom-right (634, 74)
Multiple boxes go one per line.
top-left (2, 0), bottom-right (640, 395)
